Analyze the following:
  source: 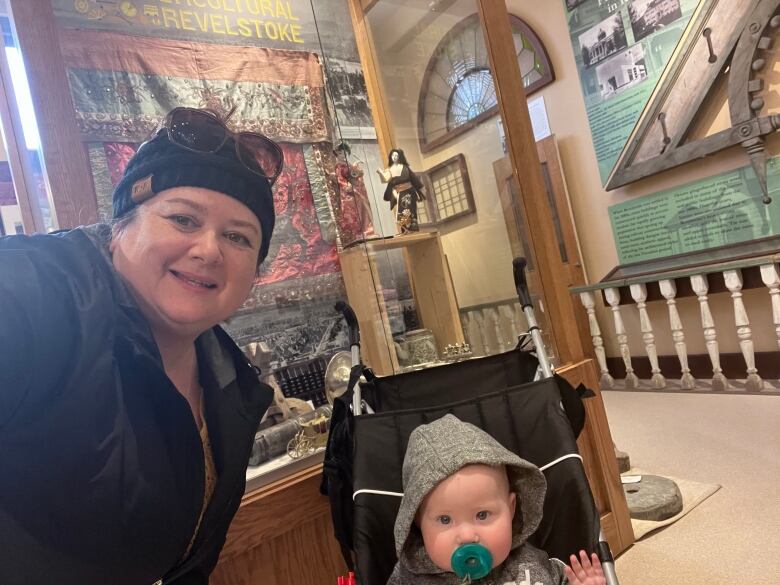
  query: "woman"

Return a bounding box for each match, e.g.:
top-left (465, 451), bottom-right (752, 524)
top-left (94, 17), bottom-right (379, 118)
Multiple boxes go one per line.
top-left (0, 108), bottom-right (282, 584)
top-left (377, 148), bottom-right (426, 234)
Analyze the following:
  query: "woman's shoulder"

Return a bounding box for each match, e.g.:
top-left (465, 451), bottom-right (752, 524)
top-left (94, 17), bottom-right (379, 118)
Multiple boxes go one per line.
top-left (1, 223), bottom-right (124, 311)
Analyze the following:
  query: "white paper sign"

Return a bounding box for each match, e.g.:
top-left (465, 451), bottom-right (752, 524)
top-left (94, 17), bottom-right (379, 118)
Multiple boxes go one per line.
top-left (528, 95), bottom-right (551, 141)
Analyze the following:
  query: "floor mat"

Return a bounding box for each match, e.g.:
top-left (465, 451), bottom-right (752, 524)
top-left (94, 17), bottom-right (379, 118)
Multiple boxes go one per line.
top-left (622, 468), bottom-right (721, 540)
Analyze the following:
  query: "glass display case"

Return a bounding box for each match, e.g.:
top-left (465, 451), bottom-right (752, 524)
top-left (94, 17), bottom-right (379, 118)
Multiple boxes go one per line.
top-left (303, 0), bottom-right (571, 379)
top-left (232, 0), bottom-right (591, 491)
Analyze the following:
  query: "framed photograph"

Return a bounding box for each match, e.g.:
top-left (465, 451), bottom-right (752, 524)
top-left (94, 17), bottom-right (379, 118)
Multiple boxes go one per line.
top-left (578, 13), bottom-right (628, 68)
top-left (421, 154), bottom-right (475, 226)
top-left (629, 0), bottom-right (683, 42)
top-left (596, 44), bottom-right (648, 100)
top-left (566, 0), bottom-right (589, 11)
top-left (324, 57), bottom-right (377, 140)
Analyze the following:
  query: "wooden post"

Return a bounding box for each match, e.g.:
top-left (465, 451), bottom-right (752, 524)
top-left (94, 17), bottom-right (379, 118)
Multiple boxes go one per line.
top-left (476, 0), bottom-right (586, 366)
top-left (760, 263), bottom-right (780, 351)
top-left (659, 279), bottom-right (696, 390)
top-left (629, 283), bottom-right (666, 389)
top-left (580, 291), bottom-right (615, 389)
top-left (8, 0), bottom-right (97, 228)
top-left (690, 274), bottom-right (729, 391)
top-left (346, 0), bottom-right (396, 160)
top-left (723, 269), bottom-right (763, 392)
top-left (0, 48), bottom-right (44, 233)
top-left (604, 287), bottom-right (640, 389)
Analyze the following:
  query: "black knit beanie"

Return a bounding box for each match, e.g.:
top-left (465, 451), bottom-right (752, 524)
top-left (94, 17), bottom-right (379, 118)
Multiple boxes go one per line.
top-left (112, 132), bottom-right (276, 263)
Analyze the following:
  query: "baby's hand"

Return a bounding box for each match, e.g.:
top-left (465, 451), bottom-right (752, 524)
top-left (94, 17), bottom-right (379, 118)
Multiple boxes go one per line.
top-left (563, 551), bottom-right (605, 585)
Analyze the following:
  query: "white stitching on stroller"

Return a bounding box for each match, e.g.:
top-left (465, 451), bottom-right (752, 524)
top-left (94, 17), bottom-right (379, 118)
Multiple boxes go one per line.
top-left (352, 454), bottom-right (582, 501)
top-left (352, 489), bottom-right (404, 501)
top-left (539, 453), bottom-right (583, 471)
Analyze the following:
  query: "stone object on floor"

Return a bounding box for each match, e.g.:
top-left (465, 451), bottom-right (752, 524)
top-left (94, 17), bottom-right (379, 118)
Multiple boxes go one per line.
top-left (624, 474), bottom-right (683, 521)
top-left (615, 445), bottom-right (631, 474)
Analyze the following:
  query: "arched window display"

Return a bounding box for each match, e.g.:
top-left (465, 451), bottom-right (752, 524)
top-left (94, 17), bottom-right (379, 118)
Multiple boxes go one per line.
top-left (418, 13), bottom-right (554, 152)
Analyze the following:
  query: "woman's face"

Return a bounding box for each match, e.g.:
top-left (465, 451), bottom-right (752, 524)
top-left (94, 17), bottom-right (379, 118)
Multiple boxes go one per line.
top-left (110, 186), bottom-right (262, 341)
top-left (391, 151), bottom-right (400, 164)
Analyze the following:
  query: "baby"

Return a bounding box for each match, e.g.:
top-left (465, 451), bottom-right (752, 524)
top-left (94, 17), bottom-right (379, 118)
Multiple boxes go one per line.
top-left (387, 415), bottom-right (605, 585)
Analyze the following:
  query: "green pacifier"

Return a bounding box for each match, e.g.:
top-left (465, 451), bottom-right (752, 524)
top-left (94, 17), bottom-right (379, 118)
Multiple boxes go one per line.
top-left (451, 543), bottom-right (493, 581)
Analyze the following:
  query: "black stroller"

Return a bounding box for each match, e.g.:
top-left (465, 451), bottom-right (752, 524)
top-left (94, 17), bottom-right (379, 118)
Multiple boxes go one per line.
top-left (321, 259), bottom-right (620, 585)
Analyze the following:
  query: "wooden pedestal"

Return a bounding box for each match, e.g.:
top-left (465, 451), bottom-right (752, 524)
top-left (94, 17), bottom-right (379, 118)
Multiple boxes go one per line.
top-left (338, 232), bottom-right (464, 375)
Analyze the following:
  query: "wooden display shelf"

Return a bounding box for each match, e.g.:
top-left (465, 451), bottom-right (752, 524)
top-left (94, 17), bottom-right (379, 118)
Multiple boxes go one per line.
top-left (338, 231), bottom-right (464, 375)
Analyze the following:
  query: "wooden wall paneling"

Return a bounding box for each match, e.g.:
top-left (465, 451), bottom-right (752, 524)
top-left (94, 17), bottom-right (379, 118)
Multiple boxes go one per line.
top-left (558, 359), bottom-right (635, 555)
top-left (476, 1), bottom-right (587, 366)
top-left (8, 0), bottom-right (97, 228)
top-left (212, 464), bottom-right (347, 585)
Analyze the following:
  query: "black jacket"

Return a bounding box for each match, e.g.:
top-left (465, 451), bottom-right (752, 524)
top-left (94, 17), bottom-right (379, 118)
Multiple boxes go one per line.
top-left (0, 224), bottom-right (273, 585)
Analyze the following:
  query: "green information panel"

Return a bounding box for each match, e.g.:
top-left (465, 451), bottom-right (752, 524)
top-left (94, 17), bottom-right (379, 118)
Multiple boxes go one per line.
top-left (609, 160), bottom-right (780, 264)
top-left (563, 0), bottom-right (699, 184)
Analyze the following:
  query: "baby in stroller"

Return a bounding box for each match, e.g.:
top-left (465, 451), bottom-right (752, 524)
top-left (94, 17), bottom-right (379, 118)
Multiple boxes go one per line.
top-left (388, 415), bottom-right (605, 585)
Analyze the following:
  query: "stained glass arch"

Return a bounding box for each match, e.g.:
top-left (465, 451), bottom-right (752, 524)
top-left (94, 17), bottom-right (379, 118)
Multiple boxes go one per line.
top-left (418, 14), bottom-right (554, 153)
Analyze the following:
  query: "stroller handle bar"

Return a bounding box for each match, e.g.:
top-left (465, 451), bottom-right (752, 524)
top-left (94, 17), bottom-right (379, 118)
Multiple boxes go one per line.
top-left (512, 257), bottom-right (533, 308)
top-left (513, 257), bottom-right (554, 379)
top-left (335, 301), bottom-right (361, 348)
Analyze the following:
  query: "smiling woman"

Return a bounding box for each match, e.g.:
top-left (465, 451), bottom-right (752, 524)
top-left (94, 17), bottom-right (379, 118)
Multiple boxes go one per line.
top-left (0, 107), bottom-right (282, 585)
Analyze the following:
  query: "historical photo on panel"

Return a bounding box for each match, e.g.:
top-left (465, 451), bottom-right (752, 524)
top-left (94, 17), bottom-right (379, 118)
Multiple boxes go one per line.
top-left (566, 0), bottom-right (589, 11)
top-left (324, 57), bottom-right (375, 138)
top-left (596, 44), bottom-right (648, 100)
top-left (578, 13), bottom-right (628, 68)
top-left (628, 0), bottom-right (683, 42)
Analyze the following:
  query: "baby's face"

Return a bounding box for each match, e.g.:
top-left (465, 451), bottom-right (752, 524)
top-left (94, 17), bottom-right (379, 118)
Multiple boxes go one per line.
top-left (417, 464), bottom-right (516, 572)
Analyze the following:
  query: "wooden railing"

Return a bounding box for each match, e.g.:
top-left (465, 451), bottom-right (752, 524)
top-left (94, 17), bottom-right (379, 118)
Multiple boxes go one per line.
top-left (572, 252), bottom-right (780, 393)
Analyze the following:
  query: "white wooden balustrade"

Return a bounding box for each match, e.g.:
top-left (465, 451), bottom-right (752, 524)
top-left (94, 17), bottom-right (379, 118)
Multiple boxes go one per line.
top-left (573, 261), bottom-right (780, 392)
top-left (460, 299), bottom-right (532, 358)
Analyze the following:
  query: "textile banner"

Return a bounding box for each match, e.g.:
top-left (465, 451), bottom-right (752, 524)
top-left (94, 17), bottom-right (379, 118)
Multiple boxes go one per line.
top-left (62, 30), bottom-right (340, 304)
top-left (563, 0), bottom-right (699, 184)
top-left (52, 11), bottom-right (380, 367)
top-left (59, 28), bottom-right (329, 144)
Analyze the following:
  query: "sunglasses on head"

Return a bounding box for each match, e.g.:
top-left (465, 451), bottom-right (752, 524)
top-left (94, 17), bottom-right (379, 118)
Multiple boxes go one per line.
top-left (156, 107), bottom-right (284, 185)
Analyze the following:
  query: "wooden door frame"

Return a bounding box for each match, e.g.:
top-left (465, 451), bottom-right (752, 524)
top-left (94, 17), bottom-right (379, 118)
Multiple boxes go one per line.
top-left (0, 44), bottom-right (43, 233)
top-left (6, 0), bottom-right (97, 229)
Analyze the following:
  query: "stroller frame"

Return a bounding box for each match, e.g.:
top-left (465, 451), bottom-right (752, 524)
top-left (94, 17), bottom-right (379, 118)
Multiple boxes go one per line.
top-left (328, 258), bottom-right (620, 585)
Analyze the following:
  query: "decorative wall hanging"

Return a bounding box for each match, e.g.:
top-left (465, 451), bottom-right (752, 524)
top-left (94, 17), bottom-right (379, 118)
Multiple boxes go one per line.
top-left (607, 0), bottom-right (780, 205)
top-left (418, 14), bottom-right (554, 153)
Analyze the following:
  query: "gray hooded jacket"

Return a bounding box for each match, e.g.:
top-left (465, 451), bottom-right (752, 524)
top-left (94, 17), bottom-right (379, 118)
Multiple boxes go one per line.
top-left (387, 415), bottom-right (567, 585)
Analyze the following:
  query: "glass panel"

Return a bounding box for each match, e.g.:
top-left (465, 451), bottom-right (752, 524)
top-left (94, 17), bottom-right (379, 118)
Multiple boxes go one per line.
top-left (311, 0), bottom-right (558, 373)
top-left (0, 9), bottom-right (54, 233)
top-left (541, 161), bottom-right (569, 264)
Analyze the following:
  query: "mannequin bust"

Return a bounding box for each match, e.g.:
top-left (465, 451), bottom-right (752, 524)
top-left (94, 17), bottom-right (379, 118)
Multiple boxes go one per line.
top-left (377, 148), bottom-right (425, 235)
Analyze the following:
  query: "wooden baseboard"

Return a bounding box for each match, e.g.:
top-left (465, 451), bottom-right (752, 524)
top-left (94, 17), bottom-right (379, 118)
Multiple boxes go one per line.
top-left (606, 351), bottom-right (780, 380)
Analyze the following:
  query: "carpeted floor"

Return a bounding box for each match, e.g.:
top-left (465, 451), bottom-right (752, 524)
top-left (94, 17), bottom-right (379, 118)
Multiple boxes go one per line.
top-left (602, 390), bottom-right (780, 585)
